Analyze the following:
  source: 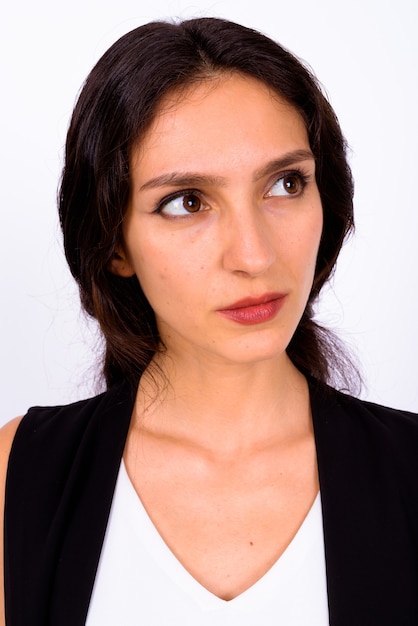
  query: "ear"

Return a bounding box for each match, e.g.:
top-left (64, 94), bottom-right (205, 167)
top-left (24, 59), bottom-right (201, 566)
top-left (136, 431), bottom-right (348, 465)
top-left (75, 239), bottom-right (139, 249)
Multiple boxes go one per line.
top-left (108, 249), bottom-right (135, 277)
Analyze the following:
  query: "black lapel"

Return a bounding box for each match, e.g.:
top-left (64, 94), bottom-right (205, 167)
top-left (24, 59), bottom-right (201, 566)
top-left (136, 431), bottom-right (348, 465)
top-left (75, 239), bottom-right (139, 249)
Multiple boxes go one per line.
top-left (310, 381), bottom-right (418, 625)
top-left (8, 379), bottom-right (416, 624)
top-left (49, 382), bottom-right (135, 624)
top-left (5, 382), bottom-right (135, 626)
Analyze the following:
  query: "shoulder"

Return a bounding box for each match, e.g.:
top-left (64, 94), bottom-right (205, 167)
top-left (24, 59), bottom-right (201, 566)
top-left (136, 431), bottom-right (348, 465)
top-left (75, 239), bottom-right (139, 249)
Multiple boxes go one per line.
top-left (5, 383), bottom-right (135, 496)
top-left (3, 385), bottom-right (134, 624)
top-left (0, 415), bottom-right (24, 516)
top-left (311, 381), bottom-right (418, 492)
top-left (330, 386), bottom-right (418, 441)
top-left (337, 391), bottom-right (418, 467)
top-left (0, 416), bottom-right (23, 467)
top-left (311, 379), bottom-right (418, 438)
top-left (0, 418), bottom-right (24, 625)
top-left (17, 392), bottom-right (104, 437)
top-left (10, 383), bottom-right (134, 455)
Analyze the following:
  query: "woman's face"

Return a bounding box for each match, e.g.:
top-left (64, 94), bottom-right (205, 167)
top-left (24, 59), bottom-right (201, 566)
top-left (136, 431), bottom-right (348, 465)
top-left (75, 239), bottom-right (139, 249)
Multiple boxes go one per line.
top-left (115, 74), bottom-right (323, 368)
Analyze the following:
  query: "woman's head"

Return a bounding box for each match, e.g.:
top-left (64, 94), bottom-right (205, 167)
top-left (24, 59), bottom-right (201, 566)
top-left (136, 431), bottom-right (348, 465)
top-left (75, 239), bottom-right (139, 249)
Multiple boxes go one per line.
top-left (59, 17), bottom-right (355, 389)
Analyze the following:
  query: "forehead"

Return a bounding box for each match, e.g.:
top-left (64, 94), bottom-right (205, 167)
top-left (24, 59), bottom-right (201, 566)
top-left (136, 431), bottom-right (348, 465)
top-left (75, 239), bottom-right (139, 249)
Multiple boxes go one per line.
top-left (131, 74), bottom-right (309, 174)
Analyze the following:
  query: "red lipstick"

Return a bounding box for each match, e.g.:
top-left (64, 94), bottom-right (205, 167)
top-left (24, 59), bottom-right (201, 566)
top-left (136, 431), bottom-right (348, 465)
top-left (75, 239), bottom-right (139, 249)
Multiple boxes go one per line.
top-left (217, 293), bottom-right (286, 325)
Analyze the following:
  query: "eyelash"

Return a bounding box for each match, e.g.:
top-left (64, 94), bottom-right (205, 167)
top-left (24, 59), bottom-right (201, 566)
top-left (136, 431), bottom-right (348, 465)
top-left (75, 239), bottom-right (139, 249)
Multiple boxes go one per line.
top-left (153, 189), bottom-right (206, 218)
top-left (267, 170), bottom-right (310, 197)
top-left (153, 169), bottom-right (311, 218)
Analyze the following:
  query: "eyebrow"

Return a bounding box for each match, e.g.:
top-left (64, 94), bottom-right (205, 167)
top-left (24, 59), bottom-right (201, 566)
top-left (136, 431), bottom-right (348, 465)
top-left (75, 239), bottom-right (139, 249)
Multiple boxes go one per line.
top-left (253, 149), bottom-right (315, 181)
top-left (139, 149), bottom-right (315, 191)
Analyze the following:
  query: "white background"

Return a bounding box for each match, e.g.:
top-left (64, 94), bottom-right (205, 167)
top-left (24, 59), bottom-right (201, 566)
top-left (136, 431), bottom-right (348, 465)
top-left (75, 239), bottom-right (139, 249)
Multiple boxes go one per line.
top-left (1, 0), bottom-right (417, 423)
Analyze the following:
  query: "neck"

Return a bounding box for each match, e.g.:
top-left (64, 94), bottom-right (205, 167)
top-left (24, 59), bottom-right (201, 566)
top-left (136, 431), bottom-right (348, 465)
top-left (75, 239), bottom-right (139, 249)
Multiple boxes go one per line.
top-left (133, 352), bottom-right (312, 455)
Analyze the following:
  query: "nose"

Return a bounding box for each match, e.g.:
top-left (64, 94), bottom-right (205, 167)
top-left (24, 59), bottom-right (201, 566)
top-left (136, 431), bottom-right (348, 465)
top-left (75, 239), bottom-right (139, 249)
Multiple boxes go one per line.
top-left (221, 202), bottom-right (276, 276)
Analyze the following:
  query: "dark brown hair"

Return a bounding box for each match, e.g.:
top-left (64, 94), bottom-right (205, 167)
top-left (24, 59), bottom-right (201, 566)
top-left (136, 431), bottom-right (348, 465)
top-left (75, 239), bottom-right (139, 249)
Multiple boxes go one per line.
top-left (59, 17), bottom-right (358, 391)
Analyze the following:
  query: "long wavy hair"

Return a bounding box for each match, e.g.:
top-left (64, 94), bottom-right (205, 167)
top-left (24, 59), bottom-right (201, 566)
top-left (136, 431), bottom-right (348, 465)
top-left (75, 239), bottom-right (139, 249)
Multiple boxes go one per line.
top-left (59, 17), bottom-right (358, 391)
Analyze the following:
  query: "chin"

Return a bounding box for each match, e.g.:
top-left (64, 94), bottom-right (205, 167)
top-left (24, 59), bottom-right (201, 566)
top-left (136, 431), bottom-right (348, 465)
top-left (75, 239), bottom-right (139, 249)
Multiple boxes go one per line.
top-left (216, 333), bottom-right (293, 366)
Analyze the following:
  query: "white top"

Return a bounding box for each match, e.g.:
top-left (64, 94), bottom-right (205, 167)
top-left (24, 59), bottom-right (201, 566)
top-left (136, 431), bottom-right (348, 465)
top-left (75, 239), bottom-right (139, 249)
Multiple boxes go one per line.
top-left (86, 461), bottom-right (329, 625)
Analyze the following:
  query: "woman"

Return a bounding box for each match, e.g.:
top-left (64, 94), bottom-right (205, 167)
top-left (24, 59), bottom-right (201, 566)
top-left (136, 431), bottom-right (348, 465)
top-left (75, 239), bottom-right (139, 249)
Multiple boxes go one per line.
top-left (1, 17), bottom-right (417, 626)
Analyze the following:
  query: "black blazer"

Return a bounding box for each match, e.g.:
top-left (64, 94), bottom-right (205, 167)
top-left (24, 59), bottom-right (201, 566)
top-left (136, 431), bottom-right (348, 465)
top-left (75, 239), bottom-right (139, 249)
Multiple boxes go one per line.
top-left (4, 380), bottom-right (418, 625)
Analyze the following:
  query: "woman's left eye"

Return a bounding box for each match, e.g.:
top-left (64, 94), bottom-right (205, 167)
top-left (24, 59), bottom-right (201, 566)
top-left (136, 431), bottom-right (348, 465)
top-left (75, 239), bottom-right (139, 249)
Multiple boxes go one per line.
top-left (157, 192), bottom-right (206, 217)
top-left (267, 172), bottom-right (307, 197)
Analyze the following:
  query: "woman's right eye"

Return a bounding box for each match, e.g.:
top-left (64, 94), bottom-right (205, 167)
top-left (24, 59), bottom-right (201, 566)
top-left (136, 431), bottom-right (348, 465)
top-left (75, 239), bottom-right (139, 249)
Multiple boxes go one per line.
top-left (157, 192), bottom-right (205, 217)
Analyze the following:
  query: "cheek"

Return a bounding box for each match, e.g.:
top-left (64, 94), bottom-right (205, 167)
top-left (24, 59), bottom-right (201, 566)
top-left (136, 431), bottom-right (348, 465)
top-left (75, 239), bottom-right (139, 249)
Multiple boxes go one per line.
top-left (306, 202), bottom-right (323, 254)
top-left (134, 239), bottom-right (203, 307)
top-left (140, 229), bottom-right (213, 279)
top-left (305, 226), bottom-right (323, 281)
top-left (284, 208), bottom-right (323, 274)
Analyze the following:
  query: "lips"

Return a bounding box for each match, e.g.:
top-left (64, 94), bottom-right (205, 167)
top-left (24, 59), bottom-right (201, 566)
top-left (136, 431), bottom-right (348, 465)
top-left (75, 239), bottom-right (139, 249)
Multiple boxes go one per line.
top-left (217, 293), bottom-right (286, 325)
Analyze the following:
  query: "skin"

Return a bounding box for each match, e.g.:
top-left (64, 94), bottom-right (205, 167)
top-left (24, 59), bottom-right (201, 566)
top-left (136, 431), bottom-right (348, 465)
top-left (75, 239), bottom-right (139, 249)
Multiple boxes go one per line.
top-left (0, 417), bottom-right (22, 623)
top-left (117, 76), bottom-right (322, 372)
top-left (0, 74), bottom-right (324, 611)
top-left (113, 74), bottom-right (324, 600)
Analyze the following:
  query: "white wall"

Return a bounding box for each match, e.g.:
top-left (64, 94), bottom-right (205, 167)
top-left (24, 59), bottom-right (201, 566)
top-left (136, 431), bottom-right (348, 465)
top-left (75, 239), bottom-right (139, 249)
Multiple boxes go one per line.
top-left (1, 0), bottom-right (417, 423)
